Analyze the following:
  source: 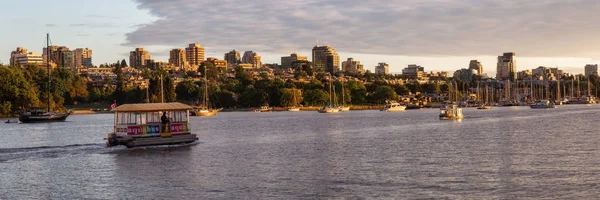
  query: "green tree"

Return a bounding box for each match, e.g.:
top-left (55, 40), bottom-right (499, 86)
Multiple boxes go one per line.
top-left (280, 88), bottom-right (303, 107)
top-left (302, 89), bottom-right (329, 106)
top-left (369, 86), bottom-right (398, 104)
top-left (175, 80), bottom-right (201, 102)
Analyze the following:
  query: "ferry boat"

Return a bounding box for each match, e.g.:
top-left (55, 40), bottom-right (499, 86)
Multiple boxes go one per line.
top-left (439, 104), bottom-right (464, 120)
top-left (105, 103), bottom-right (198, 148)
top-left (381, 100), bottom-right (407, 112)
top-left (530, 100), bottom-right (556, 109)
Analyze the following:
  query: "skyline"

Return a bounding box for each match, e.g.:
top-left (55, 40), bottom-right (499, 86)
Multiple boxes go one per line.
top-left (3, 0), bottom-right (600, 75)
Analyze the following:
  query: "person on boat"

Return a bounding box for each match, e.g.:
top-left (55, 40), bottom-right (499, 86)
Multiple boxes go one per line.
top-left (161, 111), bottom-right (170, 133)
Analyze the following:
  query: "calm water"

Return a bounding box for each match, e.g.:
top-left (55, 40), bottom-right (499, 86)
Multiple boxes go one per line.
top-left (1, 105), bottom-right (600, 199)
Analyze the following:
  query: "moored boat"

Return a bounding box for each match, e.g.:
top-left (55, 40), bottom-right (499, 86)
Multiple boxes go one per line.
top-left (439, 104), bottom-right (464, 120)
top-left (105, 103), bottom-right (198, 148)
top-left (477, 104), bottom-right (492, 110)
top-left (318, 106), bottom-right (339, 113)
top-left (255, 105), bottom-right (272, 112)
top-left (530, 100), bottom-right (556, 109)
top-left (381, 100), bottom-right (407, 112)
top-left (338, 106), bottom-right (350, 111)
top-left (288, 107), bottom-right (300, 112)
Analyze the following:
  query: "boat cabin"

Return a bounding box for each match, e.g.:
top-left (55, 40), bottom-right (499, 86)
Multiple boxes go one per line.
top-left (107, 103), bottom-right (197, 147)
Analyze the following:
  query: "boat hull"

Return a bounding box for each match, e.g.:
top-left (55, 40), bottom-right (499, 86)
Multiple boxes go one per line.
top-left (318, 108), bottom-right (339, 113)
top-left (339, 106), bottom-right (350, 111)
top-left (194, 110), bottom-right (218, 116)
top-left (530, 105), bottom-right (556, 109)
top-left (382, 106), bottom-right (407, 112)
top-left (19, 113), bottom-right (70, 123)
top-left (107, 133), bottom-right (198, 148)
top-left (477, 106), bottom-right (492, 110)
top-left (288, 108), bottom-right (300, 112)
top-left (439, 115), bottom-right (464, 120)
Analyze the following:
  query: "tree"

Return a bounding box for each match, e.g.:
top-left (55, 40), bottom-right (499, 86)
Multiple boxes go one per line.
top-left (237, 85), bottom-right (268, 107)
top-left (346, 80), bottom-right (367, 104)
top-left (302, 89), bottom-right (329, 106)
top-left (280, 88), bottom-right (303, 107)
top-left (369, 85), bottom-right (398, 104)
top-left (121, 59), bottom-right (127, 68)
top-left (175, 80), bottom-right (201, 102)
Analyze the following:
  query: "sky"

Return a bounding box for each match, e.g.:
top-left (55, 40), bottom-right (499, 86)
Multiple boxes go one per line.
top-left (2, 0), bottom-right (600, 76)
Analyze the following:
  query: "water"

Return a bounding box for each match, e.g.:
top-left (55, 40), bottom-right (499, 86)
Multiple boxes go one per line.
top-left (1, 105), bottom-right (600, 199)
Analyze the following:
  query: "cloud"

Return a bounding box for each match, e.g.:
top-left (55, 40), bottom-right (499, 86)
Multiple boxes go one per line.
top-left (70, 23), bottom-right (121, 28)
top-left (125, 0), bottom-right (600, 58)
top-left (45, 24), bottom-right (59, 27)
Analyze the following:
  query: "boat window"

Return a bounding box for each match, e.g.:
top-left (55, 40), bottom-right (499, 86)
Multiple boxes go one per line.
top-left (148, 112), bottom-right (160, 124)
top-left (168, 111), bottom-right (187, 123)
top-left (136, 113), bottom-right (147, 125)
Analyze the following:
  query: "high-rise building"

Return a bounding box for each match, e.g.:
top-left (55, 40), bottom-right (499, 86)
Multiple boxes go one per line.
top-left (402, 64), bottom-right (425, 79)
top-left (169, 48), bottom-right (187, 68)
top-left (43, 45), bottom-right (60, 65)
top-left (312, 45), bottom-right (340, 74)
top-left (185, 43), bottom-right (205, 67)
top-left (74, 48), bottom-right (93, 68)
top-left (58, 48), bottom-right (75, 71)
top-left (129, 48), bottom-right (151, 68)
top-left (585, 64), bottom-right (598, 77)
top-left (496, 52), bottom-right (516, 81)
top-left (469, 60), bottom-right (483, 75)
top-left (375, 62), bottom-right (390, 74)
top-left (10, 47), bottom-right (43, 67)
top-left (341, 58), bottom-right (365, 74)
top-left (242, 51), bottom-right (262, 68)
top-left (224, 50), bottom-right (241, 68)
top-left (281, 53), bottom-right (308, 69)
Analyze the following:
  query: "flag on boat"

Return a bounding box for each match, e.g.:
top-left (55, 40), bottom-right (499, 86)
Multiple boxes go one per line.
top-left (110, 100), bottom-right (117, 109)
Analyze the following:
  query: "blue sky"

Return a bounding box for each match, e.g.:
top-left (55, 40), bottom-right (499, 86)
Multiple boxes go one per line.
top-left (3, 0), bottom-right (600, 75)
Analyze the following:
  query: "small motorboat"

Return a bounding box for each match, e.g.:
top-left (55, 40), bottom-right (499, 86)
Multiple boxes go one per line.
top-left (5, 120), bottom-right (18, 123)
top-left (440, 104), bottom-right (464, 120)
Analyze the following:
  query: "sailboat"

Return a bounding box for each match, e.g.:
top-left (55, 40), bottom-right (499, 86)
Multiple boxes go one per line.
top-left (318, 75), bottom-right (340, 113)
top-left (19, 33), bottom-right (71, 123)
top-left (338, 76), bottom-right (350, 111)
top-left (478, 84), bottom-right (492, 109)
top-left (288, 88), bottom-right (300, 112)
top-left (193, 66), bottom-right (220, 116)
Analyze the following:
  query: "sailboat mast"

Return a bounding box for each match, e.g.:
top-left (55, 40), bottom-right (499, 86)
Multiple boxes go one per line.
top-left (204, 66), bottom-right (208, 108)
top-left (47, 33), bottom-right (51, 113)
top-left (341, 76), bottom-right (345, 106)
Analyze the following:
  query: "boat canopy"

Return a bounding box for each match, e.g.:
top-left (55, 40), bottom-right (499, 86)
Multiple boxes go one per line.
top-left (112, 103), bottom-right (193, 112)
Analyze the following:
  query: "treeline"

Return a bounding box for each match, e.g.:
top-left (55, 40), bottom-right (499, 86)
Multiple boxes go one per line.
top-left (0, 65), bottom-right (88, 116)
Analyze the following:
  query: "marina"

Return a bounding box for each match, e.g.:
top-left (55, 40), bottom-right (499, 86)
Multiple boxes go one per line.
top-left (2, 105), bottom-right (600, 199)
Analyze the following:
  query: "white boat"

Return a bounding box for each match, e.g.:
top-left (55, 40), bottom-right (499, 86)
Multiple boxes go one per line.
top-left (319, 74), bottom-right (339, 114)
top-left (530, 100), bottom-right (556, 109)
top-left (318, 106), bottom-right (339, 113)
top-left (381, 101), bottom-right (407, 112)
top-left (105, 103), bottom-right (198, 148)
top-left (255, 105), bottom-right (272, 112)
top-left (338, 106), bottom-right (350, 111)
top-left (193, 64), bottom-right (220, 117)
top-left (288, 88), bottom-right (301, 112)
top-left (439, 104), bottom-right (464, 120)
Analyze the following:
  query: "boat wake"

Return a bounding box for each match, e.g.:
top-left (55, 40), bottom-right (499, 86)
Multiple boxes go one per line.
top-left (0, 143), bottom-right (105, 163)
top-left (0, 140), bottom-right (205, 163)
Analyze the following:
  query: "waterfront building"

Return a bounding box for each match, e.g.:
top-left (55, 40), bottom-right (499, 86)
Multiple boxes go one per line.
top-left (517, 70), bottom-right (532, 80)
top-left (375, 63), bottom-right (390, 74)
top-left (453, 68), bottom-right (477, 81)
top-left (532, 66), bottom-right (561, 81)
top-left (42, 45), bottom-right (59, 65)
top-left (207, 57), bottom-right (228, 70)
top-left (74, 48), bottom-right (93, 68)
top-left (129, 48), bottom-right (151, 68)
top-left (496, 52), bottom-right (517, 81)
top-left (169, 48), bottom-right (187, 68)
top-left (341, 58), bottom-right (365, 74)
top-left (469, 60), bottom-right (483, 75)
top-left (242, 51), bottom-right (262, 68)
top-left (224, 50), bottom-right (241, 68)
top-left (185, 43), bottom-right (205, 67)
top-left (312, 45), bottom-right (340, 74)
top-left (585, 64), bottom-right (598, 77)
top-left (10, 47), bottom-right (43, 67)
top-left (402, 64), bottom-right (425, 79)
top-left (281, 53), bottom-right (308, 69)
